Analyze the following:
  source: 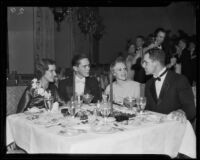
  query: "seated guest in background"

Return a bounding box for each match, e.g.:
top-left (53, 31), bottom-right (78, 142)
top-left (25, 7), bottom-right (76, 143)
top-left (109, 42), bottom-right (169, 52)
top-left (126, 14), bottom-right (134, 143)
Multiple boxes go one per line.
top-left (131, 35), bottom-right (147, 84)
top-left (188, 40), bottom-right (196, 86)
top-left (174, 38), bottom-right (192, 85)
top-left (142, 49), bottom-right (196, 122)
top-left (58, 54), bottom-right (102, 103)
top-left (105, 58), bottom-right (140, 104)
top-left (143, 28), bottom-right (166, 53)
top-left (16, 59), bottom-right (64, 113)
top-left (54, 67), bottom-right (67, 88)
top-left (125, 42), bottom-right (136, 80)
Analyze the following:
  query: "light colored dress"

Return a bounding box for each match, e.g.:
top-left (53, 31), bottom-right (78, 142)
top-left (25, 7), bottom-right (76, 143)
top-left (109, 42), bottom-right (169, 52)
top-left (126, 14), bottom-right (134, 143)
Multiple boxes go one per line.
top-left (105, 80), bottom-right (140, 103)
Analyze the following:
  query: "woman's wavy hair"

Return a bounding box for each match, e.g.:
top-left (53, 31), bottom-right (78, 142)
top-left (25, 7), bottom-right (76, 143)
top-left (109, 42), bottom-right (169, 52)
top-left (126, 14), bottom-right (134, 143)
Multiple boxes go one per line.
top-left (35, 58), bottom-right (56, 79)
top-left (110, 57), bottom-right (126, 74)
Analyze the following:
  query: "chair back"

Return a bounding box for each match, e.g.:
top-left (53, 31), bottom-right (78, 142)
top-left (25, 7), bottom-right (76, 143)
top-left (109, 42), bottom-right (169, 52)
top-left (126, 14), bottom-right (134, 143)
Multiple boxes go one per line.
top-left (7, 86), bottom-right (27, 115)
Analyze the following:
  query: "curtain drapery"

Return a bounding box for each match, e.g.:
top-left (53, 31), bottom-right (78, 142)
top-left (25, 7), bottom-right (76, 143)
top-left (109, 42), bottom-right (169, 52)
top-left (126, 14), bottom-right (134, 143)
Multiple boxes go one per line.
top-left (33, 7), bottom-right (55, 71)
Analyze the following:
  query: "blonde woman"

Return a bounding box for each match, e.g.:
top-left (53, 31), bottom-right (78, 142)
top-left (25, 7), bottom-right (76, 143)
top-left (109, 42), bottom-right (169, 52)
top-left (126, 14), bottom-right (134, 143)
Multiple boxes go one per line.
top-left (105, 58), bottom-right (140, 104)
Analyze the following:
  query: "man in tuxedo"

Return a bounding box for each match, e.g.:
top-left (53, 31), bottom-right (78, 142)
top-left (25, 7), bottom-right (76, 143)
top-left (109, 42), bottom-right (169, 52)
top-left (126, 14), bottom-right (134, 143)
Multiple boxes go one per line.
top-left (58, 54), bottom-right (102, 103)
top-left (142, 48), bottom-right (196, 122)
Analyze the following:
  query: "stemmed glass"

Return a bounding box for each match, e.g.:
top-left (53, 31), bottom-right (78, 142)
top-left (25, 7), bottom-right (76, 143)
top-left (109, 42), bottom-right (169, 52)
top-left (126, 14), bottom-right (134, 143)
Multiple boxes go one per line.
top-left (100, 103), bottom-right (111, 124)
top-left (82, 93), bottom-right (94, 105)
top-left (44, 97), bottom-right (53, 112)
top-left (123, 97), bottom-right (136, 109)
top-left (69, 100), bottom-right (76, 118)
top-left (74, 94), bottom-right (83, 109)
top-left (136, 97), bottom-right (146, 114)
top-left (102, 93), bottom-right (109, 103)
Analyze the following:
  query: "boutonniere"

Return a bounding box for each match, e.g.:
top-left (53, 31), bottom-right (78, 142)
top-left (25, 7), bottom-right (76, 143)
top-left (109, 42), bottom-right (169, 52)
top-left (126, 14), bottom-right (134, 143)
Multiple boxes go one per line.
top-left (31, 78), bottom-right (51, 99)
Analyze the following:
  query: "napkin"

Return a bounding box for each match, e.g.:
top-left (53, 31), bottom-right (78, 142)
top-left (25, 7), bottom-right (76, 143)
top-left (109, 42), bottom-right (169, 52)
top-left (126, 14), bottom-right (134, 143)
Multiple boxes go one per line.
top-left (51, 102), bottom-right (59, 113)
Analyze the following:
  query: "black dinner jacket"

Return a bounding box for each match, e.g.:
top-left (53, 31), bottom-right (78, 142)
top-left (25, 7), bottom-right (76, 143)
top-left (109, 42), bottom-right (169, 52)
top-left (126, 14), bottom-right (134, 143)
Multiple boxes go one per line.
top-left (58, 75), bottom-right (102, 103)
top-left (179, 49), bottom-right (192, 85)
top-left (145, 70), bottom-right (196, 122)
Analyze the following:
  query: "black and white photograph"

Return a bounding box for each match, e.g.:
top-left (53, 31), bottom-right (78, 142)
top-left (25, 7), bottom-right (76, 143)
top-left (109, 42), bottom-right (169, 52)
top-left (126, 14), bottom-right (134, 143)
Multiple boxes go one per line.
top-left (2, 0), bottom-right (198, 159)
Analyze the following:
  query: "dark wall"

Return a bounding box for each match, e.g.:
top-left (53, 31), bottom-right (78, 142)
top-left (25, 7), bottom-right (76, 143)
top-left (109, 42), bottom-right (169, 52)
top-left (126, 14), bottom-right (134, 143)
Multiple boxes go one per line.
top-left (99, 2), bottom-right (196, 63)
top-left (8, 7), bottom-right (34, 74)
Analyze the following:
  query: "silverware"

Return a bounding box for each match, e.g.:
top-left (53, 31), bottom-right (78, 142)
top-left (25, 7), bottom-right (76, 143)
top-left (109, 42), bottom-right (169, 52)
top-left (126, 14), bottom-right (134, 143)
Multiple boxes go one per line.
top-left (45, 123), bottom-right (62, 128)
top-left (112, 127), bottom-right (125, 131)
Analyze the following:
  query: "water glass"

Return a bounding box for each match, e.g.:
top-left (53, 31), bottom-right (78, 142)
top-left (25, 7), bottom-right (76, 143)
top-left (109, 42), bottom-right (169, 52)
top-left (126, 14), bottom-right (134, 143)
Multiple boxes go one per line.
top-left (69, 101), bottom-right (76, 117)
top-left (100, 104), bottom-right (111, 124)
top-left (82, 93), bottom-right (94, 104)
top-left (44, 97), bottom-right (53, 111)
top-left (74, 94), bottom-right (83, 108)
top-left (139, 97), bottom-right (146, 113)
top-left (123, 97), bottom-right (136, 109)
top-left (102, 93), bottom-right (109, 103)
top-left (136, 97), bottom-right (146, 114)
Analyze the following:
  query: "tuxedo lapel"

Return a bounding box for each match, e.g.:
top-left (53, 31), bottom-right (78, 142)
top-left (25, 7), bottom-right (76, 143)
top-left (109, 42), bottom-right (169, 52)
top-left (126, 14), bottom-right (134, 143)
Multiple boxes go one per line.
top-left (66, 76), bottom-right (73, 100)
top-left (157, 72), bottom-right (170, 105)
top-left (84, 77), bottom-right (90, 94)
top-left (150, 80), bottom-right (158, 104)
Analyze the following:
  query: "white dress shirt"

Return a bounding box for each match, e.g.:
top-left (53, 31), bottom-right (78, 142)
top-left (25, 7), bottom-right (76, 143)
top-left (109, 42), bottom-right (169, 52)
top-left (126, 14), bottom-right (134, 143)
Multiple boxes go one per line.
top-left (154, 67), bottom-right (167, 98)
top-left (75, 76), bottom-right (85, 95)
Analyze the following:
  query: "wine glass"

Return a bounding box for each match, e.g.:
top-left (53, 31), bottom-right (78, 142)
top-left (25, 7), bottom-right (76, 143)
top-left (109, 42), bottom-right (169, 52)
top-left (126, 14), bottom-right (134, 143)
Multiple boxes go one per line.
top-left (139, 97), bottom-right (146, 114)
top-left (140, 97), bottom-right (146, 113)
top-left (69, 101), bottom-right (76, 118)
top-left (102, 93), bottom-right (109, 103)
top-left (74, 94), bottom-right (83, 108)
top-left (123, 97), bottom-right (136, 109)
top-left (44, 97), bottom-right (53, 111)
top-left (100, 104), bottom-right (111, 124)
top-left (136, 98), bottom-right (141, 113)
top-left (82, 93), bottom-right (94, 105)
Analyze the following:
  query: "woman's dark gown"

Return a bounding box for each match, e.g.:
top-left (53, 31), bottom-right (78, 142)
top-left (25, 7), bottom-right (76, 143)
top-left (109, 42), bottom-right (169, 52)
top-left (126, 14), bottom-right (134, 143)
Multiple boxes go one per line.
top-left (16, 83), bottom-right (63, 113)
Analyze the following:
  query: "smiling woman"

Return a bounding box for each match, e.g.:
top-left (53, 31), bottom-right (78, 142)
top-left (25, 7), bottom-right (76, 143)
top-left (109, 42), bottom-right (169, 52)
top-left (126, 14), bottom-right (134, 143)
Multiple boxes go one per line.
top-left (105, 58), bottom-right (140, 104)
top-left (16, 58), bottom-right (65, 113)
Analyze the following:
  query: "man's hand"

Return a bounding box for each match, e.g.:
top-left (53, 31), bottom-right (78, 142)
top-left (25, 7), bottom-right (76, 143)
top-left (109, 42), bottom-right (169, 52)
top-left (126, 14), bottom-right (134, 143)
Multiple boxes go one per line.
top-left (168, 109), bottom-right (187, 123)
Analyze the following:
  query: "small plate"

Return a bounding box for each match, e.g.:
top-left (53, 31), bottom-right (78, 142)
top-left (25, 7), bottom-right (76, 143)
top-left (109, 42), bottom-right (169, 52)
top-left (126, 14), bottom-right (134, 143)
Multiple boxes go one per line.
top-left (91, 125), bottom-right (118, 134)
top-left (25, 107), bottom-right (45, 114)
top-left (58, 128), bottom-right (81, 137)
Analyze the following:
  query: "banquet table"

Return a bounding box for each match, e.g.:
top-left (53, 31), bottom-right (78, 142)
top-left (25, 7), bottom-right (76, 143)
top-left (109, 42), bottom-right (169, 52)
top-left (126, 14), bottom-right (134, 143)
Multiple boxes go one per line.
top-left (6, 104), bottom-right (196, 158)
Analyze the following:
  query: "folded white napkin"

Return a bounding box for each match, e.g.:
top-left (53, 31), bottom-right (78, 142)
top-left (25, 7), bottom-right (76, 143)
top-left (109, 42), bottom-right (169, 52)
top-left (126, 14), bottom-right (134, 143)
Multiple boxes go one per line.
top-left (50, 102), bottom-right (59, 113)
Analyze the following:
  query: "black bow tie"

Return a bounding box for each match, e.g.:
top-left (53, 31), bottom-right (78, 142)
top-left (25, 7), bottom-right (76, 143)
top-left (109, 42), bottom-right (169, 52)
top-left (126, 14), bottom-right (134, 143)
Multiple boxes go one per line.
top-left (153, 69), bottom-right (168, 81)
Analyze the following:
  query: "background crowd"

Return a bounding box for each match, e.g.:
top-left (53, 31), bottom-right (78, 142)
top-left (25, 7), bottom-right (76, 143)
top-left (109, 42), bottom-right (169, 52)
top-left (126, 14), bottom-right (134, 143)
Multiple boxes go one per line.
top-left (54, 28), bottom-right (196, 92)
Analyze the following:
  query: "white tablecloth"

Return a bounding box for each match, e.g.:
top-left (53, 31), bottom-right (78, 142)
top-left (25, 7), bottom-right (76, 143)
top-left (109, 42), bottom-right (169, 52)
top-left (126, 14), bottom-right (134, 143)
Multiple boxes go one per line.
top-left (6, 107), bottom-right (196, 158)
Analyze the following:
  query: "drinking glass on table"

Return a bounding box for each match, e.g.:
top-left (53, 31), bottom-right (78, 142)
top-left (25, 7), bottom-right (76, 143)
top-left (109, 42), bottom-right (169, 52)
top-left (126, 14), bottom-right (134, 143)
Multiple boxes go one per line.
top-left (137, 97), bottom-right (146, 114)
top-left (123, 97), bottom-right (136, 109)
top-left (44, 97), bottom-right (53, 111)
top-left (74, 94), bottom-right (83, 108)
top-left (69, 100), bottom-right (76, 117)
top-left (100, 103), bottom-right (111, 124)
top-left (82, 93), bottom-right (94, 105)
top-left (102, 93), bottom-right (109, 103)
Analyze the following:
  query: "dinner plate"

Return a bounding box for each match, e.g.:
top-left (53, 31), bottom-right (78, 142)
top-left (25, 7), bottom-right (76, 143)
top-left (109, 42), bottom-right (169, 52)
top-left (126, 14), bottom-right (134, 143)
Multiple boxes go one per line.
top-left (143, 115), bottom-right (163, 123)
top-left (91, 125), bottom-right (118, 134)
top-left (34, 117), bottom-right (59, 125)
top-left (58, 128), bottom-right (81, 137)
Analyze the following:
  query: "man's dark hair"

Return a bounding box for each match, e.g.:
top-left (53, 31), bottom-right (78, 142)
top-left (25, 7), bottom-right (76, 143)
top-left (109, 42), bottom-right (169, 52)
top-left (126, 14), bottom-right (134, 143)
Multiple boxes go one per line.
top-left (71, 54), bottom-right (89, 67)
top-left (136, 35), bottom-right (145, 41)
top-left (179, 38), bottom-right (188, 45)
top-left (154, 28), bottom-right (166, 37)
top-left (146, 48), bottom-right (166, 66)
